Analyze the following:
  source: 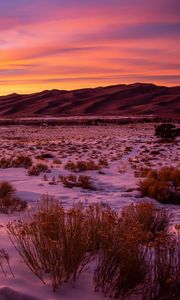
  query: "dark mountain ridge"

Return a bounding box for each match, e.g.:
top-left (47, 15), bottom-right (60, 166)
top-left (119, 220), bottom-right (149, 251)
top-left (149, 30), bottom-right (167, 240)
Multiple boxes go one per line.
top-left (0, 83), bottom-right (179, 118)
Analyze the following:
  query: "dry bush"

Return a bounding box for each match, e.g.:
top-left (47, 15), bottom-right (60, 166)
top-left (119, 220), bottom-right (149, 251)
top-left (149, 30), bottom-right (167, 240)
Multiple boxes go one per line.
top-left (53, 159), bottom-right (62, 165)
top-left (61, 174), bottom-right (95, 190)
top-left (28, 163), bottom-right (49, 176)
top-left (85, 204), bottom-right (117, 252)
top-left (139, 167), bottom-right (180, 204)
top-left (94, 202), bottom-right (180, 300)
top-left (64, 160), bottom-right (100, 172)
top-left (0, 181), bottom-right (15, 198)
top-left (143, 232), bottom-right (180, 300)
top-left (60, 174), bottom-right (76, 188)
top-left (12, 156), bottom-right (33, 168)
top-left (0, 181), bottom-right (27, 214)
top-left (0, 156), bottom-right (32, 169)
top-left (0, 158), bottom-right (12, 168)
top-left (121, 202), bottom-right (170, 242)
top-left (94, 214), bottom-right (148, 298)
top-left (0, 196), bottom-right (27, 214)
top-left (0, 248), bottom-right (14, 277)
top-left (78, 175), bottom-right (95, 190)
top-left (7, 199), bottom-right (180, 298)
top-left (7, 197), bottom-right (106, 291)
top-left (64, 162), bottom-right (76, 172)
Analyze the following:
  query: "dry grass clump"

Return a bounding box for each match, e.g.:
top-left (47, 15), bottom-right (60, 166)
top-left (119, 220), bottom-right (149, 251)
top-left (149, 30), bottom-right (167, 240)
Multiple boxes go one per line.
top-left (12, 155), bottom-right (33, 168)
top-left (0, 158), bottom-right (13, 168)
top-left (85, 204), bottom-right (117, 252)
top-left (64, 160), bottom-right (101, 172)
top-left (7, 197), bottom-right (112, 291)
top-left (0, 156), bottom-right (32, 169)
top-left (0, 181), bottom-right (15, 198)
top-left (7, 199), bottom-right (180, 298)
top-left (61, 174), bottom-right (95, 190)
top-left (94, 216), bottom-right (148, 298)
top-left (95, 243), bottom-right (147, 298)
top-left (144, 233), bottom-right (180, 300)
top-left (139, 167), bottom-right (180, 204)
top-left (0, 248), bottom-right (14, 277)
top-left (121, 202), bottom-right (170, 242)
top-left (0, 181), bottom-right (27, 214)
top-left (53, 159), bottom-right (62, 165)
top-left (28, 163), bottom-right (49, 176)
top-left (94, 202), bottom-right (180, 299)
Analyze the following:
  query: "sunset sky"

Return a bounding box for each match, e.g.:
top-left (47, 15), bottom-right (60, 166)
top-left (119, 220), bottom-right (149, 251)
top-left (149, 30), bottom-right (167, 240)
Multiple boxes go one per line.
top-left (0, 0), bottom-right (180, 95)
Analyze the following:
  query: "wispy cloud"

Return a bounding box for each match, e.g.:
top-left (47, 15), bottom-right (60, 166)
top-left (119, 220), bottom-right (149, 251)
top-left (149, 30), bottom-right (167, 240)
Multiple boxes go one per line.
top-left (0, 0), bottom-right (179, 94)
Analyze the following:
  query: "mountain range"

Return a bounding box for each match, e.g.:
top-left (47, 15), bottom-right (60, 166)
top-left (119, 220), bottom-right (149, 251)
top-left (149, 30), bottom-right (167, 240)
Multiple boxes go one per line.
top-left (0, 83), bottom-right (179, 118)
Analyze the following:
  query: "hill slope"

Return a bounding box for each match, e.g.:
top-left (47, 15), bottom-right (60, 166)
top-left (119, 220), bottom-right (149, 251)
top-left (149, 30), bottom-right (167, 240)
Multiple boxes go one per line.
top-left (0, 83), bottom-right (179, 118)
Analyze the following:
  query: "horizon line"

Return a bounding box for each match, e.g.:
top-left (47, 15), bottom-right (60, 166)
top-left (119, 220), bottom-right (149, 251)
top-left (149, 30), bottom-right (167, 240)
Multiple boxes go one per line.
top-left (0, 81), bottom-right (179, 97)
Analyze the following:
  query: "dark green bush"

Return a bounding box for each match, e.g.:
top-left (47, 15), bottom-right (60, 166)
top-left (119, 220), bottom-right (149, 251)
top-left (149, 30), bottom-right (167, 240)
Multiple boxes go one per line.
top-left (155, 123), bottom-right (179, 142)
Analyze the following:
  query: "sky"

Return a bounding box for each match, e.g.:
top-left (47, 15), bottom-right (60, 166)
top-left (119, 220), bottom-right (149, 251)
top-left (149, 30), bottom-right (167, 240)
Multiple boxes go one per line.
top-left (0, 0), bottom-right (180, 95)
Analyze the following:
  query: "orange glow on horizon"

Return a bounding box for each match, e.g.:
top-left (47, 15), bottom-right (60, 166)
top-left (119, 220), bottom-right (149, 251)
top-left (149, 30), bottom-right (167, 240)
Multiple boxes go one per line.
top-left (0, 1), bottom-right (179, 95)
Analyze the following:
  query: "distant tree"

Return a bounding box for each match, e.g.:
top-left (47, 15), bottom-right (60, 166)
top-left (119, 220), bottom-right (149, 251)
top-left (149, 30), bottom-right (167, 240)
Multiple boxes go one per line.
top-left (155, 123), bottom-right (178, 142)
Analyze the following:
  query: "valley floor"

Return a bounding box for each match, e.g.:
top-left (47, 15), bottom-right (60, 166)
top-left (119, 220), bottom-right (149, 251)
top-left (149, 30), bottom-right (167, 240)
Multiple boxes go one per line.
top-left (0, 123), bottom-right (179, 299)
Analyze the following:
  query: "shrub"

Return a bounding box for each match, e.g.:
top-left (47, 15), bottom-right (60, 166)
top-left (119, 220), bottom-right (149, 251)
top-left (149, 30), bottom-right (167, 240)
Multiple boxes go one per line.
top-left (143, 233), bottom-right (180, 300)
top-left (61, 174), bottom-right (95, 190)
top-left (0, 248), bottom-right (13, 277)
top-left (0, 158), bottom-right (12, 169)
top-left (0, 181), bottom-right (27, 214)
top-left (0, 196), bottom-right (27, 214)
top-left (94, 202), bottom-right (179, 300)
top-left (155, 123), bottom-right (178, 142)
top-left (60, 174), bottom-right (76, 188)
top-left (0, 181), bottom-right (15, 198)
top-left (7, 196), bottom-right (94, 291)
top-left (139, 167), bottom-right (180, 204)
top-left (94, 213), bottom-right (148, 298)
top-left (12, 156), bottom-right (33, 168)
top-left (7, 198), bottom-right (116, 291)
top-left (64, 162), bottom-right (77, 172)
top-left (28, 163), bottom-right (49, 176)
top-left (7, 199), bottom-right (180, 298)
top-left (85, 204), bottom-right (117, 252)
top-left (0, 156), bottom-right (32, 169)
top-left (78, 175), bottom-right (95, 190)
top-left (65, 160), bottom-right (100, 172)
top-left (120, 202), bottom-right (170, 242)
top-left (53, 159), bottom-right (61, 165)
